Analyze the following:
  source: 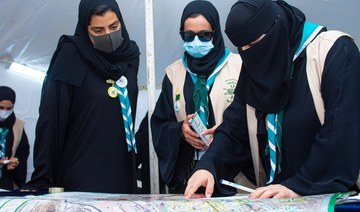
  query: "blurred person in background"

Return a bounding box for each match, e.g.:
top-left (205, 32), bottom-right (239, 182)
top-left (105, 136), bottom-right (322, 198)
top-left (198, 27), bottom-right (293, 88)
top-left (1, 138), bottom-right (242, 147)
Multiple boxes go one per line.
top-left (0, 86), bottom-right (30, 190)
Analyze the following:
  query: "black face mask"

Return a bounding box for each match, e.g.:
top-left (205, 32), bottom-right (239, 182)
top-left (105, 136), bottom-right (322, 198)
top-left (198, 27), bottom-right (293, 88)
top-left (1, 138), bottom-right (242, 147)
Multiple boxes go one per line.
top-left (237, 18), bottom-right (292, 114)
top-left (89, 29), bottom-right (124, 53)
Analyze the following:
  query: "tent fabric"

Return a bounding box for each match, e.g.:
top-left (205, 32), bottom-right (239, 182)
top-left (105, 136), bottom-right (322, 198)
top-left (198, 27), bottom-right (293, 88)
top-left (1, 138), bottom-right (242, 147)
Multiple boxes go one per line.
top-left (1, 0), bottom-right (359, 88)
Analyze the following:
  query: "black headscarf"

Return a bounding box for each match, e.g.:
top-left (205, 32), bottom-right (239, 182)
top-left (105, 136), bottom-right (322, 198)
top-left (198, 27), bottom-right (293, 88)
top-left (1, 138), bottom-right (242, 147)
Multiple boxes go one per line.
top-left (0, 86), bottom-right (16, 104)
top-left (180, 0), bottom-right (225, 76)
top-left (225, 0), bottom-right (305, 113)
top-left (47, 0), bottom-right (140, 86)
top-left (0, 86), bottom-right (16, 128)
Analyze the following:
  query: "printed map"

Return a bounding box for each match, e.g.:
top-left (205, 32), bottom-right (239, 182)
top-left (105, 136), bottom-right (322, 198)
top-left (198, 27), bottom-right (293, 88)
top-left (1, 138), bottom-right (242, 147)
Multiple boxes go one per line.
top-left (0, 192), bottom-right (336, 211)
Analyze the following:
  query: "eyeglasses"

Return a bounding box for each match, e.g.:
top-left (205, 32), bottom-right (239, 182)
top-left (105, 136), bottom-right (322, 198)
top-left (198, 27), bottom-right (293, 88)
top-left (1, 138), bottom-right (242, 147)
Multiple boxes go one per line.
top-left (179, 30), bottom-right (215, 42)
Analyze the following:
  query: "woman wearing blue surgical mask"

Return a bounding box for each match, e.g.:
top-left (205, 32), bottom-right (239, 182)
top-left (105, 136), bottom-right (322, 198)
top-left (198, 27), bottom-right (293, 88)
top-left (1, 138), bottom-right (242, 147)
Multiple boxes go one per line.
top-left (181, 17), bottom-right (215, 58)
top-left (24, 0), bottom-right (141, 193)
top-left (0, 86), bottom-right (30, 190)
top-left (150, 0), bottom-right (250, 194)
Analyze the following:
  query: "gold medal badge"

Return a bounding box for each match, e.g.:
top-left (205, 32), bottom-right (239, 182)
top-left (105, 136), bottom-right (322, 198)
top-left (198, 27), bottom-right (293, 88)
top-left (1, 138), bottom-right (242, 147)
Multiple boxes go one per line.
top-left (106, 79), bottom-right (118, 98)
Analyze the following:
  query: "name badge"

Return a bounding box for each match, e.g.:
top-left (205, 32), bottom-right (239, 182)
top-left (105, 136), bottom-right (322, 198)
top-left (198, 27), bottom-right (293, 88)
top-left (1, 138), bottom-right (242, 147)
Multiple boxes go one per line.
top-left (116, 76), bottom-right (128, 88)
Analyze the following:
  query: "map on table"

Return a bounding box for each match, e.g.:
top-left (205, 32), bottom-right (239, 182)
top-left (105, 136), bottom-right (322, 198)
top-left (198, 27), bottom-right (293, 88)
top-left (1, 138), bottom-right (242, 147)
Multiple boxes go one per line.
top-left (0, 192), bottom-right (337, 211)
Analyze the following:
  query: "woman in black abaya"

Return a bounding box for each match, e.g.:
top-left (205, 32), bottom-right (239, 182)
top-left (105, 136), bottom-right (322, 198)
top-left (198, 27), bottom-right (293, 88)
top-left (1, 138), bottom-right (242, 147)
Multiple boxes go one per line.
top-left (0, 86), bottom-right (30, 190)
top-left (25, 0), bottom-right (141, 193)
top-left (185, 0), bottom-right (360, 198)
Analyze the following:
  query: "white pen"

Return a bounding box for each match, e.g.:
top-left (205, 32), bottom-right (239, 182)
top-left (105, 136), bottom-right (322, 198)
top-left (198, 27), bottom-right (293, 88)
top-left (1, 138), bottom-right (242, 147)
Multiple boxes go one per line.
top-left (220, 179), bottom-right (255, 193)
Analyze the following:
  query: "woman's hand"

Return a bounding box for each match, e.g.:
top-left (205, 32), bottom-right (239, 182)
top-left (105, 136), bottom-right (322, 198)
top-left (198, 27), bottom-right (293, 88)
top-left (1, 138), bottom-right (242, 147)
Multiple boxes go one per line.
top-left (6, 157), bottom-right (19, 170)
top-left (182, 114), bottom-right (207, 150)
top-left (249, 184), bottom-right (300, 198)
top-left (185, 169), bottom-right (215, 199)
top-left (201, 124), bottom-right (219, 144)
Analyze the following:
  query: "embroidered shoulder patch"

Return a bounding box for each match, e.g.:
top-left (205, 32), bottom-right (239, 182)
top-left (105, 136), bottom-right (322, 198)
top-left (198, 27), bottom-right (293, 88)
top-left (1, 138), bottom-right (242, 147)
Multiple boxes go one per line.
top-left (223, 79), bottom-right (237, 103)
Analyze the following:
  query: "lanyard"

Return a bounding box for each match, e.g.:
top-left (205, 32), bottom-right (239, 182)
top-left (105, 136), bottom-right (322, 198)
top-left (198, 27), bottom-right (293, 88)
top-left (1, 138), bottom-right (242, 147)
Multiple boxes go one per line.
top-left (182, 48), bottom-right (231, 126)
top-left (266, 22), bottom-right (323, 183)
top-left (0, 128), bottom-right (9, 158)
top-left (114, 77), bottom-right (137, 154)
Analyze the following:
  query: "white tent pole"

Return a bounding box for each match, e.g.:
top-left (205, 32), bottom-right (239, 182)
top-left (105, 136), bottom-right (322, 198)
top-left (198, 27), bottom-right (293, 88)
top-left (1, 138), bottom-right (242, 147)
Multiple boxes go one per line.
top-left (144, 0), bottom-right (159, 194)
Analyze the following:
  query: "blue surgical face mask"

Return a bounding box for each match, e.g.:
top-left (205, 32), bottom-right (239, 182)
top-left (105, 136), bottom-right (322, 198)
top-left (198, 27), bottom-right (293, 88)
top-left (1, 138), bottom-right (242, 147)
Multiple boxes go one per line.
top-left (183, 36), bottom-right (214, 58)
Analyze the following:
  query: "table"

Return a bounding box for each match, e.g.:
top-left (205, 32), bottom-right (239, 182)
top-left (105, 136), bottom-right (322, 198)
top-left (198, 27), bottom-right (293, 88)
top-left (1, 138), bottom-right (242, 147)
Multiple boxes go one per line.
top-left (0, 192), bottom-right (343, 211)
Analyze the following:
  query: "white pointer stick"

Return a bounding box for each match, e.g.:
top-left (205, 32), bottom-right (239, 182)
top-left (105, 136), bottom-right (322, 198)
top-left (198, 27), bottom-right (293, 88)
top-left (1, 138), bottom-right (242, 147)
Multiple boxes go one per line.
top-left (220, 179), bottom-right (255, 193)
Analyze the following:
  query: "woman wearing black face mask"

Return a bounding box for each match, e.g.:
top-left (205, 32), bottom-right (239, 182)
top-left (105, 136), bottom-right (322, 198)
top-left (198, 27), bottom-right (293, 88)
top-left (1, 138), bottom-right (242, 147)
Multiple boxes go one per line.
top-left (150, 0), bottom-right (246, 194)
top-left (24, 0), bottom-right (140, 193)
top-left (185, 0), bottom-right (360, 199)
top-left (0, 86), bottom-right (30, 190)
